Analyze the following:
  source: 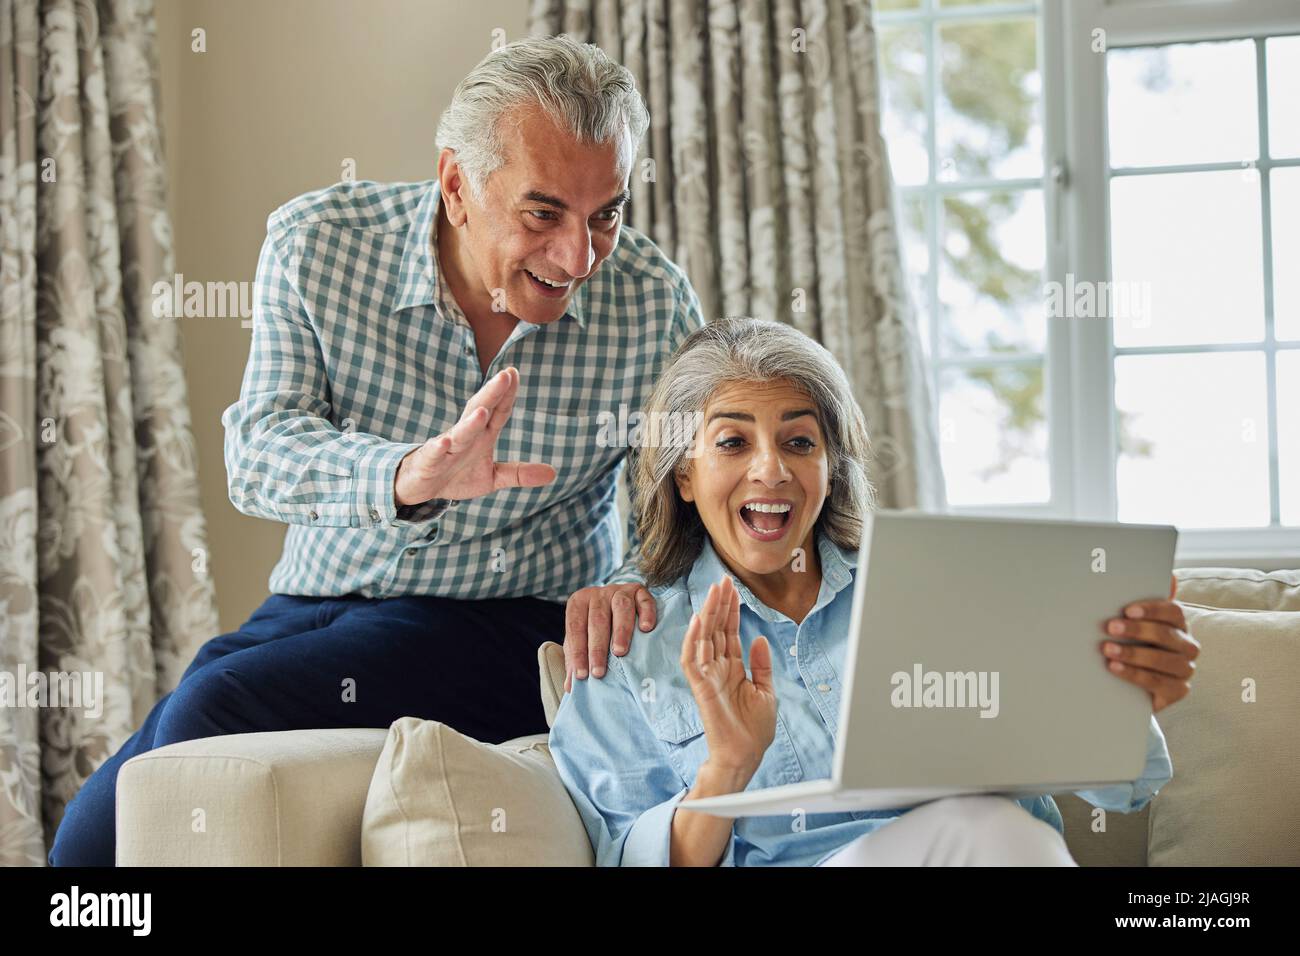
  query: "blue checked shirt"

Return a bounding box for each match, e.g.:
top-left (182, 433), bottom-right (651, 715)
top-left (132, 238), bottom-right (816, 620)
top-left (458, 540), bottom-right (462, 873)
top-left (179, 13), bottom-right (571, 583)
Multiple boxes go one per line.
top-left (221, 180), bottom-right (704, 601)
top-left (548, 532), bottom-right (1175, 866)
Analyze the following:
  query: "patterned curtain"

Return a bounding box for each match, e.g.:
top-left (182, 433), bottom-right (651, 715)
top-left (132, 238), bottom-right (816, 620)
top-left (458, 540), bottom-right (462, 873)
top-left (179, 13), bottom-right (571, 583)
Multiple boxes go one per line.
top-left (0, 0), bottom-right (218, 865)
top-left (528, 0), bottom-right (946, 512)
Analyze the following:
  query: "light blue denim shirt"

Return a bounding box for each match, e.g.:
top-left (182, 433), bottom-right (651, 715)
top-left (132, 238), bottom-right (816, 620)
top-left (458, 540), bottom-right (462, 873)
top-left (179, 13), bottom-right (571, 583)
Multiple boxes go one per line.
top-left (548, 531), bottom-right (1174, 866)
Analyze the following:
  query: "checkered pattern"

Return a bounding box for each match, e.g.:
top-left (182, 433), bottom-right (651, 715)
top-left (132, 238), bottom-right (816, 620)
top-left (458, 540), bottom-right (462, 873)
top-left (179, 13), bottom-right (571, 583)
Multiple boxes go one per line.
top-left (222, 179), bottom-right (704, 602)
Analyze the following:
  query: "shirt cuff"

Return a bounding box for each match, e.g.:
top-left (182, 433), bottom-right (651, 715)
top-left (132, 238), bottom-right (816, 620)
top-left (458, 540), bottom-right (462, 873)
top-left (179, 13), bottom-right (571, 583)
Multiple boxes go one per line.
top-left (1073, 716), bottom-right (1173, 812)
top-left (395, 498), bottom-right (453, 526)
top-left (1084, 765), bottom-right (1171, 811)
top-left (353, 441), bottom-right (452, 529)
top-left (622, 788), bottom-right (737, 867)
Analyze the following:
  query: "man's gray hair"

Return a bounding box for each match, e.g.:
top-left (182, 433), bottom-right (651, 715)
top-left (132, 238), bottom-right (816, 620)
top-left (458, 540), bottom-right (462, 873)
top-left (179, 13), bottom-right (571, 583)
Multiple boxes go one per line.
top-left (436, 34), bottom-right (649, 199)
top-left (633, 318), bottom-right (878, 587)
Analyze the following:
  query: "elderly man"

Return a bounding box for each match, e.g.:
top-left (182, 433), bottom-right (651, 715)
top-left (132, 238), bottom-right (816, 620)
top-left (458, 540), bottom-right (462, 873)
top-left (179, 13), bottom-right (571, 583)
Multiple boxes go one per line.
top-left (49, 34), bottom-right (702, 866)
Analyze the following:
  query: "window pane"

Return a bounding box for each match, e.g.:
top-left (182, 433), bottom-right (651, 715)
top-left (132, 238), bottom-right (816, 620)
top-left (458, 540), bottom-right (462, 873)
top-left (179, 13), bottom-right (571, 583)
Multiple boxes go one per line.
top-left (879, 26), bottom-right (929, 186)
top-left (1110, 170), bottom-right (1263, 348)
top-left (939, 189), bottom-right (1045, 356)
top-left (1272, 167), bottom-right (1300, 341)
top-left (1107, 40), bottom-right (1257, 169)
top-left (937, 19), bottom-right (1042, 180)
top-left (1278, 351), bottom-right (1300, 526)
top-left (938, 363), bottom-right (1049, 505)
top-left (1267, 36), bottom-right (1300, 159)
top-left (900, 194), bottom-right (932, 357)
top-left (1115, 352), bottom-right (1269, 528)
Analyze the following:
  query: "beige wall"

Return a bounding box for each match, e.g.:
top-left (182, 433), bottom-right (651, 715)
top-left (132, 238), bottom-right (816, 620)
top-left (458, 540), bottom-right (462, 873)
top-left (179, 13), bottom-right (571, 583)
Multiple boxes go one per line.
top-left (155, 0), bottom-right (531, 632)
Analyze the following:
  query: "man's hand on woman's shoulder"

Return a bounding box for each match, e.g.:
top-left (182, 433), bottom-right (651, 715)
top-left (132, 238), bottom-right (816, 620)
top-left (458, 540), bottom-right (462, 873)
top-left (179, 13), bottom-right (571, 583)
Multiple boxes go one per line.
top-left (564, 583), bottom-right (657, 692)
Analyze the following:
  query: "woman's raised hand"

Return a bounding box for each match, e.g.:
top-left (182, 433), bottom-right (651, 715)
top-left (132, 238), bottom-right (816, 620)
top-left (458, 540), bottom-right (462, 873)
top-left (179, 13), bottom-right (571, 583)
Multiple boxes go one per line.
top-left (680, 575), bottom-right (778, 782)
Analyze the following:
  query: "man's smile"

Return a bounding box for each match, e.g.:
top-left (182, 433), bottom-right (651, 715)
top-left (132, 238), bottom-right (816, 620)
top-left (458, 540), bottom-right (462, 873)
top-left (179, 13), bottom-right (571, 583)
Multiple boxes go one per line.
top-left (525, 268), bottom-right (572, 296)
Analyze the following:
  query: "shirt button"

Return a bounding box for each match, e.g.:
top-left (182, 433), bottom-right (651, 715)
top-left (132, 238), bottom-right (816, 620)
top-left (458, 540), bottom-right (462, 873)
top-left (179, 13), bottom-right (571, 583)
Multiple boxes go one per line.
top-left (817, 683), bottom-right (831, 693)
top-left (406, 548), bottom-right (418, 556)
top-left (369, 508), bottom-right (380, 522)
top-left (787, 646), bottom-right (797, 657)
top-left (309, 510), bottom-right (318, 521)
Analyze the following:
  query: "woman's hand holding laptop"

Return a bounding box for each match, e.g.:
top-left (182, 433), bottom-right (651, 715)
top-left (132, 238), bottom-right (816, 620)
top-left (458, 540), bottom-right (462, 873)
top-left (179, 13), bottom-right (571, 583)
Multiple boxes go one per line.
top-left (1099, 574), bottom-right (1200, 714)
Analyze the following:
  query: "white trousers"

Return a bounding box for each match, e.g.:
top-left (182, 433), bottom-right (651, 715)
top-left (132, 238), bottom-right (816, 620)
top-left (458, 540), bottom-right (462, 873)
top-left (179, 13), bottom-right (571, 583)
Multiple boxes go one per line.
top-left (819, 795), bottom-right (1079, 866)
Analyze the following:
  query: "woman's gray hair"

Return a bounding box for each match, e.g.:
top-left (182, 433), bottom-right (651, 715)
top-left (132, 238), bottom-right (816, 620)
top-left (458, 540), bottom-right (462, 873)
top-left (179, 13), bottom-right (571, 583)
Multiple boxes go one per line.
top-left (633, 318), bottom-right (878, 587)
top-left (436, 34), bottom-right (649, 199)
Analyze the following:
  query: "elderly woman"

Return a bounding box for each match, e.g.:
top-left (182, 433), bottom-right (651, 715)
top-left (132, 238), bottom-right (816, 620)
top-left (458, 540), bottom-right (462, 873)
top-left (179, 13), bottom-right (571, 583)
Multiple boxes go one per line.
top-left (548, 318), bottom-right (1199, 866)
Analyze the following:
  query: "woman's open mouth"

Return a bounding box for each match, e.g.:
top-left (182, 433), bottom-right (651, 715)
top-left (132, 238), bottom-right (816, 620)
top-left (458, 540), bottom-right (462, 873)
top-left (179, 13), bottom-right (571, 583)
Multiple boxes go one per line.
top-left (738, 500), bottom-right (793, 541)
top-left (525, 269), bottom-right (571, 298)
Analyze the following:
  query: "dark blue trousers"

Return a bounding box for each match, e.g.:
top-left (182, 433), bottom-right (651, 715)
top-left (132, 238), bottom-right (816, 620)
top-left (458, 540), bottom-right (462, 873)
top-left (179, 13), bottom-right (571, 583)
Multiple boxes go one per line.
top-left (48, 592), bottom-right (567, 866)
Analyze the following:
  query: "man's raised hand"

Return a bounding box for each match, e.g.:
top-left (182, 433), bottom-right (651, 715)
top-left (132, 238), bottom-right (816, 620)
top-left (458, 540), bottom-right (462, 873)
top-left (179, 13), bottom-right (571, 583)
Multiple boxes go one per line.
top-left (394, 367), bottom-right (556, 505)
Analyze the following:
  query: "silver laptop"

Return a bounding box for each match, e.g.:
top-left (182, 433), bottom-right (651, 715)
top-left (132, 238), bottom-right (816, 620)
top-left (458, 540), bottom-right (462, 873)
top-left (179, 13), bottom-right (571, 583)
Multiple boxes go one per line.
top-left (684, 509), bottom-right (1179, 817)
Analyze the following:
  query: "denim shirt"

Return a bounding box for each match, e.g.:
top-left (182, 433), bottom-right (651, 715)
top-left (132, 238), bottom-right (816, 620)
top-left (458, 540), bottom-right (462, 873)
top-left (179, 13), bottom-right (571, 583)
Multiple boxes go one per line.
top-left (548, 532), bottom-right (1174, 866)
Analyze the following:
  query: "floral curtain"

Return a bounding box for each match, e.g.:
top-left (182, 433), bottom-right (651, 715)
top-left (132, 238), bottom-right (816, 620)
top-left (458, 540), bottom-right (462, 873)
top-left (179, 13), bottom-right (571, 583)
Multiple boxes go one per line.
top-left (0, 0), bottom-right (218, 866)
top-left (528, 0), bottom-right (946, 512)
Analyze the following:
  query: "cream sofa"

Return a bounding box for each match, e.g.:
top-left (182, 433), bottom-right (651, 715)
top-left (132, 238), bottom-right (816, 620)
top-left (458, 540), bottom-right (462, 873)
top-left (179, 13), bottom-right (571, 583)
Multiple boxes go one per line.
top-left (115, 567), bottom-right (1300, 866)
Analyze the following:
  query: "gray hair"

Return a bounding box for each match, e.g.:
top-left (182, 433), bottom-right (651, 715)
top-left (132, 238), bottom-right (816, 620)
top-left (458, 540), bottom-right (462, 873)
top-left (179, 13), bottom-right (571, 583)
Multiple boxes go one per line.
top-left (633, 318), bottom-right (878, 587)
top-left (435, 35), bottom-right (649, 199)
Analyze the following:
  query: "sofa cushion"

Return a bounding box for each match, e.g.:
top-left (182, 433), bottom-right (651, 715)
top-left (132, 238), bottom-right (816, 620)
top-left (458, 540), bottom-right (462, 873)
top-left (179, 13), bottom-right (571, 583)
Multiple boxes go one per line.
top-left (1174, 567), bottom-right (1300, 612)
top-left (362, 717), bottom-right (594, 866)
top-left (539, 641), bottom-right (566, 729)
top-left (1147, 604), bottom-right (1300, 865)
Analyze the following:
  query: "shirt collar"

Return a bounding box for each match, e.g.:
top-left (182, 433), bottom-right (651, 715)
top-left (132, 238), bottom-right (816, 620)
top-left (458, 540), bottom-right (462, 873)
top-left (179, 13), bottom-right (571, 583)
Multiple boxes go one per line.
top-left (393, 181), bottom-right (588, 328)
top-left (685, 529), bottom-right (859, 624)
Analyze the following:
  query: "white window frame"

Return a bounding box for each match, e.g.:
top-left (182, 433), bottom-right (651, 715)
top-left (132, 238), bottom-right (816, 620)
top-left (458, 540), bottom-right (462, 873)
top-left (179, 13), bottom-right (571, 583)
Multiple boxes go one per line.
top-left (1063, 0), bottom-right (1300, 568)
top-left (875, 0), bottom-right (1056, 520)
top-left (876, 0), bottom-right (1300, 569)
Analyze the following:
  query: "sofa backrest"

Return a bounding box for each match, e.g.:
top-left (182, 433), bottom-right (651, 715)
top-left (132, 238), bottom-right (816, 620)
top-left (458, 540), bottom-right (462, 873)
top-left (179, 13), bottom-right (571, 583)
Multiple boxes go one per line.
top-left (1173, 567), bottom-right (1300, 612)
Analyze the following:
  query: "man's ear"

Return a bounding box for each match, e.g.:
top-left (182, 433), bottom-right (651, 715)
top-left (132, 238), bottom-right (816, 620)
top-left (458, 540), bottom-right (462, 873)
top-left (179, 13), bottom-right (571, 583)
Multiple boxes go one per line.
top-left (437, 148), bottom-right (470, 227)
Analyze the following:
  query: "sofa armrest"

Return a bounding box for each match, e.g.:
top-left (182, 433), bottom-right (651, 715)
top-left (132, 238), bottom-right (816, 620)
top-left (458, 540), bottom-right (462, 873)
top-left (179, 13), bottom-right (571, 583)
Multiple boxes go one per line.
top-left (116, 728), bottom-right (390, 866)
